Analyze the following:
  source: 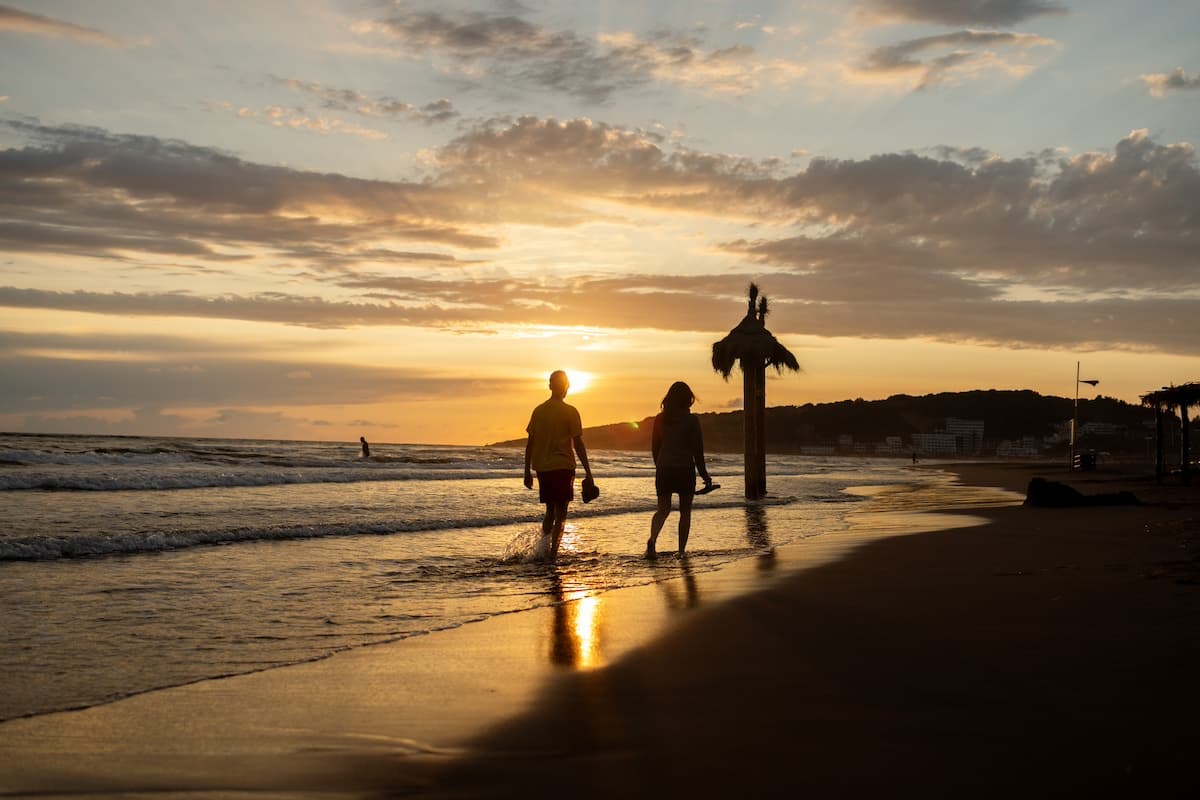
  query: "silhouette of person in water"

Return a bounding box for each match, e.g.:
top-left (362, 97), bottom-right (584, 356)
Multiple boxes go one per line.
top-left (360, 437), bottom-right (370, 459)
top-left (647, 381), bottom-right (712, 557)
top-left (524, 370), bottom-right (593, 561)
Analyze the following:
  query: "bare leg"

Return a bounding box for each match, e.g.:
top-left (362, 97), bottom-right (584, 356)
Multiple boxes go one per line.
top-left (677, 493), bottom-right (694, 553)
top-left (548, 501), bottom-right (569, 560)
top-left (647, 495), bottom-right (672, 556)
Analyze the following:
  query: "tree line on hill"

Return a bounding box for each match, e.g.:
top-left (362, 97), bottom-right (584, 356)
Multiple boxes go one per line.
top-left (492, 390), bottom-right (1182, 455)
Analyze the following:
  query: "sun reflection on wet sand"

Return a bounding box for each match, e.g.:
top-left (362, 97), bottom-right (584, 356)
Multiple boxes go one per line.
top-left (548, 573), bottom-right (605, 669)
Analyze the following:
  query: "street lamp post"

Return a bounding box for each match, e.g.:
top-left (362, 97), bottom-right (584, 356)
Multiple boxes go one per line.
top-left (1070, 360), bottom-right (1100, 470)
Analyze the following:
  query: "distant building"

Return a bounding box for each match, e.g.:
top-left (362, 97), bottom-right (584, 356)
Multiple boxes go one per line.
top-left (997, 437), bottom-right (1040, 458)
top-left (800, 444), bottom-right (836, 456)
top-left (945, 417), bottom-right (985, 454)
top-left (1081, 421), bottom-right (1124, 437)
top-left (875, 436), bottom-right (905, 455)
top-left (911, 432), bottom-right (958, 456)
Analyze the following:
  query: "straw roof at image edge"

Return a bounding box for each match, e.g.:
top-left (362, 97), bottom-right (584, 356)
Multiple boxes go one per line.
top-left (1141, 382), bottom-right (1200, 409)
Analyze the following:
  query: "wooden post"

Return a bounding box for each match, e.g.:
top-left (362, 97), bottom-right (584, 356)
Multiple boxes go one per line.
top-left (1182, 403), bottom-right (1192, 487)
top-left (754, 361), bottom-right (767, 498)
top-left (1154, 405), bottom-right (1164, 484)
top-left (743, 362), bottom-right (759, 499)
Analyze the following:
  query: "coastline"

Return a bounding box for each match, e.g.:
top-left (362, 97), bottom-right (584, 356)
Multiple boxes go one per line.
top-left (0, 463), bottom-right (1195, 797)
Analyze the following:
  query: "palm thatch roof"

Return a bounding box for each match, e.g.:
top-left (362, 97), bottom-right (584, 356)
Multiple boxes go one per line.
top-left (712, 283), bottom-right (802, 379)
top-left (1141, 382), bottom-right (1200, 410)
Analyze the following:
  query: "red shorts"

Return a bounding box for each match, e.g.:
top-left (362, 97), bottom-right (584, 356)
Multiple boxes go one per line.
top-left (536, 469), bottom-right (575, 504)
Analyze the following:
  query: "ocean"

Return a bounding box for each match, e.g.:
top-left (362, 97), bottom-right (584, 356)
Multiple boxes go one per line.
top-left (0, 433), bottom-right (1017, 723)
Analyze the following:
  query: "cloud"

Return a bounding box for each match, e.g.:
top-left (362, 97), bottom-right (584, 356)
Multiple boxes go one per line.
top-left (1, 119), bottom-right (1198, 355)
top-left (0, 342), bottom-right (525, 414)
top-left (722, 130), bottom-right (1200, 292)
top-left (430, 115), bottom-right (782, 218)
top-left (860, 29), bottom-right (1056, 89)
top-left (271, 77), bottom-right (459, 123)
top-left (0, 4), bottom-right (126, 47)
top-left (1141, 67), bottom-right (1200, 97)
top-left (0, 119), bottom-right (498, 268)
top-left (2, 276), bottom-right (1198, 357)
top-left (861, 0), bottom-right (1067, 26)
top-left (431, 120), bottom-right (1199, 296)
top-left (206, 101), bottom-right (389, 140)
top-left (594, 32), bottom-right (806, 95)
top-left (356, 9), bottom-right (804, 102)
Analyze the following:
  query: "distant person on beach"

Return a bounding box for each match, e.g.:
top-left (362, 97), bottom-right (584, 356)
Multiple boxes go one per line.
top-left (360, 437), bottom-right (370, 459)
top-left (647, 381), bottom-right (712, 557)
top-left (524, 370), bottom-right (593, 561)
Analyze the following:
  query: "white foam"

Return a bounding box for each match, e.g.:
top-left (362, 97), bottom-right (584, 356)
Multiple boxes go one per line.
top-left (500, 527), bottom-right (555, 563)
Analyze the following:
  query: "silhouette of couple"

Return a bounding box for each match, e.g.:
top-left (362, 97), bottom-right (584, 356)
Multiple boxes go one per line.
top-left (523, 371), bottom-right (711, 562)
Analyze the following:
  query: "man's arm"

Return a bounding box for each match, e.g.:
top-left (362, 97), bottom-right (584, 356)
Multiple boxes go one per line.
top-left (573, 435), bottom-right (592, 479)
top-left (524, 435), bottom-right (534, 489)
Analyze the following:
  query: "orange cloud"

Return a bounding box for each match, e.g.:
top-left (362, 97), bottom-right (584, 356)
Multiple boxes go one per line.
top-left (0, 4), bottom-right (125, 47)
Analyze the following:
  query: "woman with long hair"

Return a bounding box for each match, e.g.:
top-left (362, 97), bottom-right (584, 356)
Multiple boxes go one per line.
top-left (647, 381), bottom-right (713, 556)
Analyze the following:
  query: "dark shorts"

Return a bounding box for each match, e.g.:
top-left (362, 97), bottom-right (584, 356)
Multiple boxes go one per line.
top-left (656, 466), bottom-right (696, 499)
top-left (537, 469), bottom-right (575, 504)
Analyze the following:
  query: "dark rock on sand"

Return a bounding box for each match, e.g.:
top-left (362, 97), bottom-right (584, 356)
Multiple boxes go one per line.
top-left (1024, 476), bottom-right (1140, 508)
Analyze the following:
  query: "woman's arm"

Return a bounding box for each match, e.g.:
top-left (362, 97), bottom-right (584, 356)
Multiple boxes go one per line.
top-left (692, 416), bottom-right (711, 483)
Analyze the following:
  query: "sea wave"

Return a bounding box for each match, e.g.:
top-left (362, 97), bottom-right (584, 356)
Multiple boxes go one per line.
top-left (0, 519), bottom-right (419, 560)
top-left (0, 467), bottom-right (493, 491)
top-left (0, 464), bottom-right (664, 491)
top-left (0, 493), bottom-right (798, 561)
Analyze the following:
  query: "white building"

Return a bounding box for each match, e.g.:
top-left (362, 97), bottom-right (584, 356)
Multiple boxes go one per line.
top-left (911, 432), bottom-right (958, 456)
top-left (997, 437), bottom-right (1040, 458)
top-left (1081, 421), bottom-right (1123, 437)
top-left (945, 417), bottom-right (985, 454)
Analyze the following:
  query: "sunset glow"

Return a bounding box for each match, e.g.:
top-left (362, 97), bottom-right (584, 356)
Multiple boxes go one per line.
top-left (564, 371), bottom-right (595, 395)
top-left (1, 2), bottom-right (1197, 444)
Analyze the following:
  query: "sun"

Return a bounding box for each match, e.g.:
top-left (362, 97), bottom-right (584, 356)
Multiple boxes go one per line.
top-left (566, 370), bottom-right (594, 394)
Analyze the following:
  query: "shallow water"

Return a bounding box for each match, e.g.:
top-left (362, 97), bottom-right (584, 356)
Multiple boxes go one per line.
top-left (0, 433), bottom-right (1017, 721)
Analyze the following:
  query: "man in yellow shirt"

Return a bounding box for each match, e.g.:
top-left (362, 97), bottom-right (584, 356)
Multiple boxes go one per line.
top-left (524, 370), bottom-right (593, 561)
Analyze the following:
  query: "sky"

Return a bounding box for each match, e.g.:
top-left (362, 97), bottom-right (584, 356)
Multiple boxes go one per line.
top-left (1, 0), bottom-right (1197, 446)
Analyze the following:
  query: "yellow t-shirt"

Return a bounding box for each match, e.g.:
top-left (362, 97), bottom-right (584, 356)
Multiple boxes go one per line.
top-left (526, 397), bottom-right (582, 472)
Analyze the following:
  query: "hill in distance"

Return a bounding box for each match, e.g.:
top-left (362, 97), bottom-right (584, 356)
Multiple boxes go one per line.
top-left (490, 389), bottom-right (1169, 456)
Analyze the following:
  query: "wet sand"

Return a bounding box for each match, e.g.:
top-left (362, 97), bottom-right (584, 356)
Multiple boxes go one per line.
top-left (1, 463), bottom-right (1196, 797)
top-left (423, 463), bottom-right (1199, 797)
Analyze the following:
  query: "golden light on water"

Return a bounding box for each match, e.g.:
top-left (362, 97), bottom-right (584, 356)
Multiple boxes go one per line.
top-left (550, 568), bottom-right (605, 670)
top-left (570, 595), bottom-right (602, 668)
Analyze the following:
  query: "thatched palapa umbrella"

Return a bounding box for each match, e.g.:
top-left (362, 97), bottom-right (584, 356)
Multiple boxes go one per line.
top-left (1140, 382), bottom-right (1199, 486)
top-left (712, 283), bottom-right (801, 499)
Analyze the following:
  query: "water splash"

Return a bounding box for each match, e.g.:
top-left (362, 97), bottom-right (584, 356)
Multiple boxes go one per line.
top-left (500, 527), bottom-right (553, 563)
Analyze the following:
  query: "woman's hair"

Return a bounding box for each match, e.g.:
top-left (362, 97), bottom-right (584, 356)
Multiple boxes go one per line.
top-left (660, 381), bottom-right (696, 413)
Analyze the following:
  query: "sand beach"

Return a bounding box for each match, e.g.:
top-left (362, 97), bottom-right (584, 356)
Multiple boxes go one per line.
top-left (1, 462), bottom-right (1196, 798)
